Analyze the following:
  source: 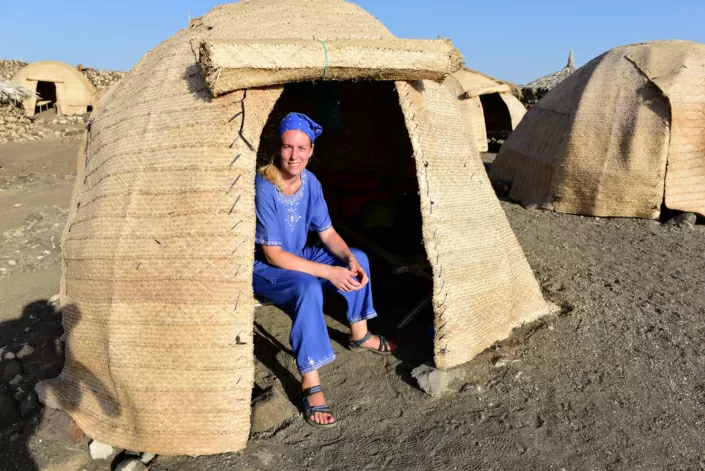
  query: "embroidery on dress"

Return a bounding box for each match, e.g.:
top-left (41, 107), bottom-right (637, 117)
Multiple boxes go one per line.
top-left (276, 171), bottom-right (308, 233)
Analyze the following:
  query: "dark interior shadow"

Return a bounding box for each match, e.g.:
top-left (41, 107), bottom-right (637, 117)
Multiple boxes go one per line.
top-left (0, 301), bottom-right (122, 471)
top-left (183, 63), bottom-right (213, 102)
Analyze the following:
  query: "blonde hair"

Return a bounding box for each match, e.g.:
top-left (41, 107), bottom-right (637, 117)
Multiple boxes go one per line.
top-left (258, 156), bottom-right (283, 191)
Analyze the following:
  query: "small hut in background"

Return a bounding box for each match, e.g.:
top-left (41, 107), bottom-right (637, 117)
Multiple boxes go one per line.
top-left (521, 50), bottom-right (575, 107)
top-left (11, 61), bottom-right (96, 116)
top-left (443, 69), bottom-right (526, 152)
top-left (491, 40), bottom-right (705, 219)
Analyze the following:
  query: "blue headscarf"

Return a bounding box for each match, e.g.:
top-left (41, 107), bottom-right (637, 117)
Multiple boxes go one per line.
top-left (279, 112), bottom-right (323, 143)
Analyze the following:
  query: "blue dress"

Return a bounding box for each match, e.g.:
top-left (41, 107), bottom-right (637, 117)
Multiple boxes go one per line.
top-left (252, 170), bottom-right (376, 374)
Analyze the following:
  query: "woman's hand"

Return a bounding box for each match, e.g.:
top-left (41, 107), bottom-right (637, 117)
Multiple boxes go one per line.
top-left (348, 259), bottom-right (369, 287)
top-left (326, 266), bottom-right (362, 292)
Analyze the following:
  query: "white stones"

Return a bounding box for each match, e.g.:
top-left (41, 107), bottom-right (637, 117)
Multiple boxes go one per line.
top-left (16, 345), bottom-right (34, 359)
top-left (141, 452), bottom-right (156, 464)
top-left (115, 459), bottom-right (148, 471)
top-left (7, 260), bottom-right (17, 267)
top-left (89, 440), bottom-right (119, 460)
top-left (9, 374), bottom-right (23, 386)
top-left (5, 352), bottom-right (16, 360)
top-left (411, 362), bottom-right (471, 396)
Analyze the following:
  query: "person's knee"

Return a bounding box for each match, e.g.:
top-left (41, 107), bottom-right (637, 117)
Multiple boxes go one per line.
top-left (292, 274), bottom-right (323, 299)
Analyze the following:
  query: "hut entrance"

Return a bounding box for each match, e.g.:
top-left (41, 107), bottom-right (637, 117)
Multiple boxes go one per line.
top-left (480, 93), bottom-right (512, 152)
top-left (257, 81), bottom-right (432, 330)
top-left (35, 81), bottom-right (57, 114)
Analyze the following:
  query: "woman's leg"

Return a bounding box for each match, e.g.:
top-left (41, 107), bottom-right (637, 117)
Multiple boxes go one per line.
top-left (306, 246), bottom-right (395, 352)
top-left (253, 272), bottom-right (336, 425)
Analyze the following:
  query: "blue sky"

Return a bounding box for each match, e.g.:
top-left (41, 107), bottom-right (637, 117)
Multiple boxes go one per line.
top-left (1, 0), bottom-right (703, 84)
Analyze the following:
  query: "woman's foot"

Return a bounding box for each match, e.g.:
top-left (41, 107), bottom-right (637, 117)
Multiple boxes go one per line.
top-left (301, 371), bottom-right (336, 427)
top-left (351, 332), bottom-right (396, 352)
top-left (349, 320), bottom-right (396, 354)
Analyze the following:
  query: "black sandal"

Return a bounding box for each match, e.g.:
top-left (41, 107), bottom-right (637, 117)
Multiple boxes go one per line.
top-left (302, 385), bottom-right (337, 428)
top-left (348, 331), bottom-right (393, 355)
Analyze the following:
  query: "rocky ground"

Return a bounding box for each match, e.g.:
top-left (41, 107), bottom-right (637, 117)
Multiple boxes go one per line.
top-left (0, 143), bottom-right (704, 470)
top-left (0, 59), bottom-right (125, 91)
top-left (0, 106), bottom-right (87, 144)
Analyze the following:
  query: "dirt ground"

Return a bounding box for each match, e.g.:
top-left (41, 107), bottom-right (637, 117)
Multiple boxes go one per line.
top-left (1, 141), bottom-right (705, 470)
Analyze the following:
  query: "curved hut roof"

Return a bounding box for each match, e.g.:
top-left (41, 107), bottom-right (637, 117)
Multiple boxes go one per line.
top-left (491, 40), bottom-right (705, 218)
top-left (11, 61), bottom-right (97, 116)
top-left (37, 0), bottom-right (554, 456)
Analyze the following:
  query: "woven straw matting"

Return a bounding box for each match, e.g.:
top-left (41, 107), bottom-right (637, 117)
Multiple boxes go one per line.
top-left (201, 38), bottom-right (463, 95)
top-left (491, 40), bottom-right (705, 218)
top-left (36, 0), bottom-right (554, 456)
top-left (442, 69), bottom-right (527, 153)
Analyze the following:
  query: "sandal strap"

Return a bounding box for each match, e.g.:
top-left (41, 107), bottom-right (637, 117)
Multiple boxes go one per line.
top-left (302, 386), bottom-right (334, 418)
top-left (378, 335), bottom-right (389, 352)
top-left (349, 331), bottom-right (372, 348)
top-left (303, 385), bottom-right (323, 397)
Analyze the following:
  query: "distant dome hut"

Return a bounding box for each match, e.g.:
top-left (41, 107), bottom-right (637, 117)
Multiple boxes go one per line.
top-left (11, 61), bottom-right (96, 116)
top-left (36, 0), bottom-right (555, 456)
top-left (521, 50), bottom-right (576, 107)
top-left (443, 68), bottom-right (526, 152)
top-left (491, 40), bottom-right (705, 219)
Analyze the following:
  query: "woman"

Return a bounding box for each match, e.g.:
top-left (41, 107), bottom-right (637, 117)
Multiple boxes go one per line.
top-left (253, 112), bottom-right (396, 428)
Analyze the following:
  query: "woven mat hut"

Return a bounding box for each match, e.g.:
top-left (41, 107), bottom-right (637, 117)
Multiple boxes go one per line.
top-left (36, 0), bottom-right (555, 455)
top-left (443, 68), bottom-right (526, 152)
top-left (491, 40), bottom-right (705, 219)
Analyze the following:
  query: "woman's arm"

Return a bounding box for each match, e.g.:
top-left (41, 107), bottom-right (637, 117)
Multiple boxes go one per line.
top-left (319, 227), bottom-right (369, 287)
top-left (318, 227), bottom-right (355, 264)
top-left (261, 244), bottom-right (362, 292)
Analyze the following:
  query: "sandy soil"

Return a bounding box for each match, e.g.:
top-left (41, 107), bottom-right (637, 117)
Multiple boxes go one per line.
top-left (1, 143), bottom-right (704, 470)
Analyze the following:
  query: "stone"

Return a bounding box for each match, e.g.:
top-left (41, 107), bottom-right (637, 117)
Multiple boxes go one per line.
top-left (491, 179), bottom-right (511, 198)
top-left (7, 260), bottom-right (16, 267)
top-left (19, 390), bottom-right (39, 417)
top-left (36, 407), bottom-right (88, 446)
top-left (16, 345), bottom-right (34, 359)
top-left (47, 294), bottom-right (61, 313)
top-left (141, 452), bottom-right (156, 464)
top-left (2, 359), bottom-right (23, 382)
top-left (63, 128), bottom-right (83, 137)
top-left (9, 375), bottom-right (23, 386)
top-left (250, 381), bottom-right (297, 433)
top-left (89, 439), bottom-right (123, 460)
top-left (38, 362), bottom-right (63, 381)
top-left (5, 352), bottom-right (15, 360)
top-left (411, 362), bottom-right (470, 396)
top-left (0, 392), bottom-right (21, 429)
top-left (673, 212), bottom-right (697, 228)
top-left (116, 459), bottom-right (149, 471)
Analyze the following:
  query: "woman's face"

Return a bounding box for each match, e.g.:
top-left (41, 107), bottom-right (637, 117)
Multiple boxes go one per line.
top-left (279, 130), bottom-right (313, 179)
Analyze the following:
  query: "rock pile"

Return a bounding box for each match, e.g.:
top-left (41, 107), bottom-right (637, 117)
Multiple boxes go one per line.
top-left (78, 66), bottom-right (126, 90)
top-left (0, 105), bottom-right (33, 142)
top-left (0, 60), bottom-right (28, 80)
top-left (0, 299), bottom-right (66, 444)
top-left (1, 59), bottom-right (125, 89)
top-left (0, 104), bottom-right (86, 144)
